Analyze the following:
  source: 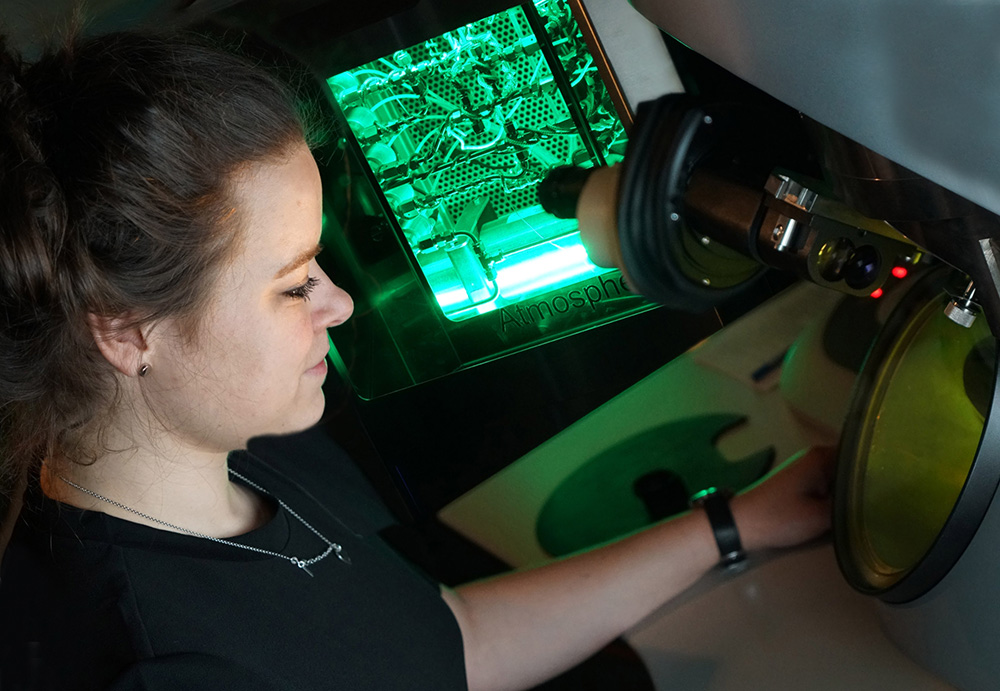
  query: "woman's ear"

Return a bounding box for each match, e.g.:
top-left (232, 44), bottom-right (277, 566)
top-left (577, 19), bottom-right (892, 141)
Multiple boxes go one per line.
top-left (86, 314), bottom-right (150, 377)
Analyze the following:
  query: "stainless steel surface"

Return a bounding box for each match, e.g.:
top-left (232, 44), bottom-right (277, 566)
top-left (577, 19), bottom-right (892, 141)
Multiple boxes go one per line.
top-left (881, 462), bottom-right (1000, 691)
top-left (630, 0), bottom-right (1000, 218)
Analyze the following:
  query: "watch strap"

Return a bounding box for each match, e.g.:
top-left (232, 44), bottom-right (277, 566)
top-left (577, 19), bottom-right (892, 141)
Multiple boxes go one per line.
top-left (693, 489), bottom-right (746, 567)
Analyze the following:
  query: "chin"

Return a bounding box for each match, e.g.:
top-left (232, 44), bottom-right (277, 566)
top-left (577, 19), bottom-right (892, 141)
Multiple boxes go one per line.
top-left (248, 387), bottom-right (327, 441)
top-left (286, 393), bottom-right (327, 434)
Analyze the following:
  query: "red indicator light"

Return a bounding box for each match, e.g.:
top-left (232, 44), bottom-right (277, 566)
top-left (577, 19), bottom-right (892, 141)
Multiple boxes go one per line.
top-left (870, 288), bottom-right (884, 299)
top-left (891, 266), bottom-right (908, 279)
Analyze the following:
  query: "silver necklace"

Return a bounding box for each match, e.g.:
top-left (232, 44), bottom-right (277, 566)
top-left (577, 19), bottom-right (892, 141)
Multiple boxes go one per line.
top-left (57, 469), bottom-right (350, 576)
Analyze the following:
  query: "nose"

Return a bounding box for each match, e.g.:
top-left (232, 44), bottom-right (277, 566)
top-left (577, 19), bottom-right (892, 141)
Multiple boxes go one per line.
top-left (311, 260), bottom-right (354, 329)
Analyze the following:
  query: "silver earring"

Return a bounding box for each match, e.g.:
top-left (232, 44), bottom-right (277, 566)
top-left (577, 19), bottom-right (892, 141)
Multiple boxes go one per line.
top-left (138, 364), bottom-right (150, 377)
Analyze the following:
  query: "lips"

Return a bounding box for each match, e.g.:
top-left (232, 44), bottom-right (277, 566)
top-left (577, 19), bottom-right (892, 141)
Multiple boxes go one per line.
top-left (305, 346), bottom-right (330, 375)
top-left (305, 358), bottom-right (328, 376)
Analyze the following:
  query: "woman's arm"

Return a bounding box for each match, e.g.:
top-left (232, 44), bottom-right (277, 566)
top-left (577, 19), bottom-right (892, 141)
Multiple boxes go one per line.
top-left (442, 446), bottom-right (834, 691)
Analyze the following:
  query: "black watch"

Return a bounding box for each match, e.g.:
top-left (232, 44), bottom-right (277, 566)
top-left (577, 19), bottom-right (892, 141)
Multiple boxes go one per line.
top-left (691, 487), bottom-right (746, 568)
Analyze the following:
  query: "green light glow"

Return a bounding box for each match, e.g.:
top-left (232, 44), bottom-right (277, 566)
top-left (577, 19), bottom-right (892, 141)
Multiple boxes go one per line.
top-left (427, 228), bottom-right (608, 318)
top-left (495, 242), bottom-right (598, 296)
top-left (435, 286), bottom-right (477, 310)
top-left (326, 0), bottom-right (627, 322)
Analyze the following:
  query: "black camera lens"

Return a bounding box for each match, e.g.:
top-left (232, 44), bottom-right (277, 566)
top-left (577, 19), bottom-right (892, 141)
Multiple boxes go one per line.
top-left (843, 245), bottom-right (881, 289)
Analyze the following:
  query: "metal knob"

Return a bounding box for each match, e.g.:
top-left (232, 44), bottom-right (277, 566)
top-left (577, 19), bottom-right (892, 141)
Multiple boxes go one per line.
top-left (945, 281), bottom-right (979, 328)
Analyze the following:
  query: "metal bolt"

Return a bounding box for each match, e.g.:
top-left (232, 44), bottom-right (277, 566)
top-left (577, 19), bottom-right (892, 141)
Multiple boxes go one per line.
top-left (703, 115), bottom-right (713, 125)
top-left (701, 278), bottom-right (711, 286)
top-left (700, 236), bottom-right (711, 246)
top-left (670, 212), bottom-right (680, 222)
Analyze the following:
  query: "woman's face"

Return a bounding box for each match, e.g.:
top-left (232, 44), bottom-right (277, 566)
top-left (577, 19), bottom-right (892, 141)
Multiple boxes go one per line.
top-left (143, 143), bottom-right (354, 453)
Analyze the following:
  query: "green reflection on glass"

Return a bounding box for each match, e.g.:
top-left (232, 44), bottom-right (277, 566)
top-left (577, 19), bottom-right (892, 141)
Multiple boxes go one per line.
top-left (325, 0), bottom-right (628, 322)
top-left (854, 297), bottom-right (991, 579)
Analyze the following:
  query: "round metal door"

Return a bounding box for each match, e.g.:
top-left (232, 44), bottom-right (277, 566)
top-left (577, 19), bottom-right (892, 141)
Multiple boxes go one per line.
top-left (834, 266), bottom-right (1000, 603)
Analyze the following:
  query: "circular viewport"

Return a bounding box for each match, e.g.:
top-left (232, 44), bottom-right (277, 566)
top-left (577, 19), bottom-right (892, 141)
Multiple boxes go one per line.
top-left (835, 267), bottom-right (999, 602)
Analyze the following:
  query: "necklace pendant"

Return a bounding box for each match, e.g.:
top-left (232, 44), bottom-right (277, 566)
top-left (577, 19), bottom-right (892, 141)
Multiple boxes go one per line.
top-left (292, 557), bottom-right (315, 577)
top-left (60, 469), bottom-right (351, 573)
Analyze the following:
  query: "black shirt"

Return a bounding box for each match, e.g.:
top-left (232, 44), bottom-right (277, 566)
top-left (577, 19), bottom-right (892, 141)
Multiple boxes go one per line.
top-left (0, 429), bottom-right (467, 690)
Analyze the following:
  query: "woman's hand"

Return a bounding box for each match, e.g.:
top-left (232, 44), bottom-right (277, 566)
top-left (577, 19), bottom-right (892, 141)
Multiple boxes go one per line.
top-left (730, 446), bottom-right (837, 553)
top-left (576, 164), bottom-right (626, 273)
top-left (446, 446), bottom-right (837, 691)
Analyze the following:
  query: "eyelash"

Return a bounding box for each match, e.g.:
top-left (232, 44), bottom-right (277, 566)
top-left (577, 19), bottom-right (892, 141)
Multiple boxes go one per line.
top-left (285, 276), bottom-right (320, 301)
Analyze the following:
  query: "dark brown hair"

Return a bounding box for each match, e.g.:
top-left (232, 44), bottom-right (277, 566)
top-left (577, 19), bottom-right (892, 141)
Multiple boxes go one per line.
top-left (0, 31), bottom-right (306, 522)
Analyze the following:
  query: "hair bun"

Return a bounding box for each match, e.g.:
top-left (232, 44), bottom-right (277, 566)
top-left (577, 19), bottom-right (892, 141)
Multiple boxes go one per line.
top-left (0, 36), bottom-right (41, 154)
top-left (0, 33), bottom-right (73, 308)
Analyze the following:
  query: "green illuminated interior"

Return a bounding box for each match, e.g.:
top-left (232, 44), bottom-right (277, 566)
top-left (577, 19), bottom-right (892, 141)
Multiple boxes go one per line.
top-left (326, 0), bottom-right (627, 322)
top-left (536, 415), bottom-right (773, 557)
top-left (849, 295), bottom-right (993, 583)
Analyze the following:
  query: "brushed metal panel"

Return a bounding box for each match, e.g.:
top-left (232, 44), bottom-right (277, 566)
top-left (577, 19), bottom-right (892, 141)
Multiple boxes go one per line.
top-left (631, 0), bottom-right (1000, 216)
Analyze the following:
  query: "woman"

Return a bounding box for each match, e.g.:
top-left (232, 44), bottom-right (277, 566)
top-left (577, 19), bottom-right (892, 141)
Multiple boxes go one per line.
top-left (0, 31), bottom-right (833, 690)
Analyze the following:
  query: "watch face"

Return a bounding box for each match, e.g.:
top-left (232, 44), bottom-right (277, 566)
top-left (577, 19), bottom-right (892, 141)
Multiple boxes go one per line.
top-left (835, 267), bottom-right (998, 599)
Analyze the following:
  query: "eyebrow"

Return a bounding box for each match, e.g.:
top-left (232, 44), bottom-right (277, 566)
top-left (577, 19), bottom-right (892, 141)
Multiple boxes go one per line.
top-left (273, 243), bottom-right (324, 280)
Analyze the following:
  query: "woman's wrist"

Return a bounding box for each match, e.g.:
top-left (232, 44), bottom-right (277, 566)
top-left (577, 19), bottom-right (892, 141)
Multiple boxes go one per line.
top-left (729, 493), bottom-right (767, 553)
top-left (690, 489), bottom-right (747, 567)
